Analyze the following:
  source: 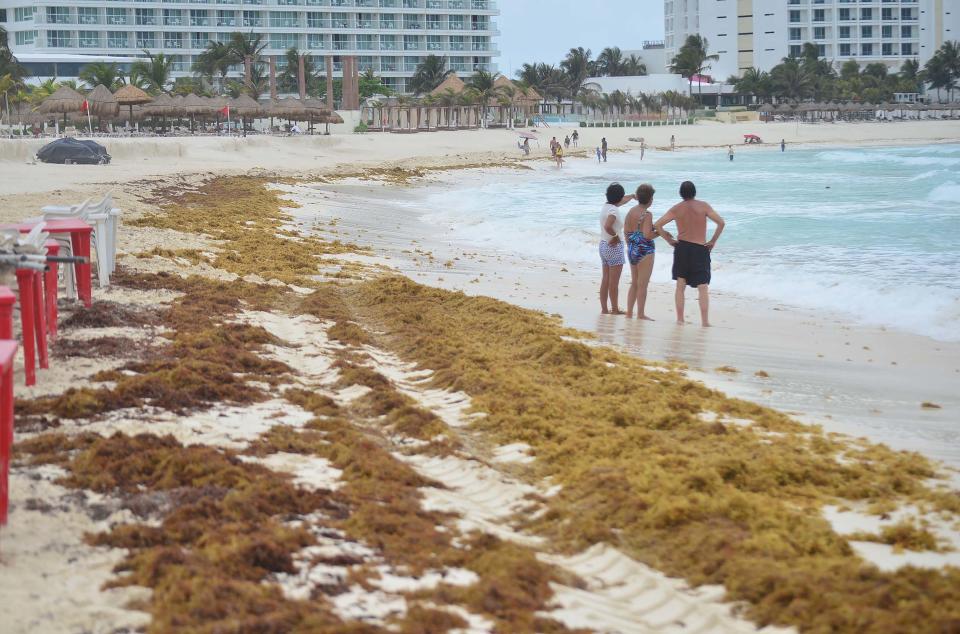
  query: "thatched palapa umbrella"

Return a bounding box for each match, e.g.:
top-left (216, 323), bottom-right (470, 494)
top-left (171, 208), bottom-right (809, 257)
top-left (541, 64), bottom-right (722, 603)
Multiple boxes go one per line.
top-left (86, 84), bottom-right (118, 118)
top-left (143, 93), bottom-right (175, 132)
top-left (230, 95), bottom-right (261, 136)
top-left (113, 84), bottom-right (152, 123)
top-left (38, 85), bottom-right (86, 130)
top-left (181, 93), bottom-right (210, 132)
top-left (274, 97), bottom-right (308, 122)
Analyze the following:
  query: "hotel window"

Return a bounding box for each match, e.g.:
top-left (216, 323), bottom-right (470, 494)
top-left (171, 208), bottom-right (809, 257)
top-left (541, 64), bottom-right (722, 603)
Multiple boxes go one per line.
top-left (838, 8), bottom-right (850, 21)
top-left (426, 34), bottom-right (443, 51)
top-left (473, 36), bottom-right (489, 51)
top-left (882, 43), bottom-right (894, 56)
top-left (356, 12), bottom-right (373, 28)
top-left (380, 34), bottom-right (397, 50)
top-left (789, 10), bottom-right (800, 23)
top-left (46, 7), bottom-right (70, 24)
top-left (403, 34), bottom-right (421, 50)
top-left (357, 33), bottom-right (374, 49)
top-left (789, 45), bottom-right (801, 58)
top-left (332, 33), bottom-right (349, 50)
top-left (164, 32), bottom-right (183, 48)
top-left (163, 10), bottom-right (182, 27)
top-left (839, 43), bottom-right (851, 56)
top-left (270, 11), bottom-right (299, 28)
top-left (902, 43), bottom-right (914, 56)
top-left (861, 43), bottom-right (873, 56)
top-left (77, 7), bottom-right (98, 25)
top-left (812, 9), bottom-right (824, 22)
top-left (192, 32), bottom-right (208, 48)
top-left (402, 0), bottom-right (418, 7)
top-left (449, 34), bottom-right (464, 51)
top-left (902, 25), bottom-right (914, 38)
top-left (15, 30), bottom-right (36, 45)
top-left (358, 55), bottom-right (375, 71)
top-left (47, 29), bottom-right (71, 47)
top-left (242, 10), bottom-right (262, 27)
top-left (448, 15), bottom-right (464, 30)
top-left (404, 55), bottom-right (420, 71)
top-left (135, 31), bottom-right (156, 48)
top-left (107, 31), bottom-right (127, 48)
top-left (14, 7), bottom-right (34, 22)
top-left (901, 8), bottom-right (915, 21)
top-left (380, 13), bottom-right (397, 29)
top-left (78, 30), bottom-right (99, 48)
top-left (190, 10), bottom-right (209, 27)
top-left (839, 26), bottom-right (850, 39)
top-left (860, 8), bottom-right (872, 21)
top-left (882, 8), bottom-right (893, 21)
top-left (789, 27), bottom-right (801, 41)
top-left (861, 25), bottom-right (873, 39)
top-left (882, 25), bottom-right (892, 38)
top-left (106, 8), bottom-right (126, 25)
top-left (307, 12), bottom-right (325, 27)
top-left (135, 9), bottom-right (156, 26)
top-left (331, 12), bottom-right (349, 28)
top-left (813, 26), bottom-right (825, 40)
top-left (403, 14), bottom-right (422, 29)
top-left (381, 0), bottom-right (398, 6)
top-left (426, 14), bottom-right (441, 29)
top-left (381, 56), bottom-right (398, 71)
top-left (270, 32), bottom-right (298, 49)
top-left (217, 10), bottom-right (235, 27)
top-left (307, 33), bottom-right (325, 49)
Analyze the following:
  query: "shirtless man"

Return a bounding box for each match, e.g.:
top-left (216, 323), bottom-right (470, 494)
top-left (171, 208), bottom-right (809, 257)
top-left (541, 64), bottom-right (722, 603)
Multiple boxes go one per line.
top-left (654, 181), bottom-right (725, 326)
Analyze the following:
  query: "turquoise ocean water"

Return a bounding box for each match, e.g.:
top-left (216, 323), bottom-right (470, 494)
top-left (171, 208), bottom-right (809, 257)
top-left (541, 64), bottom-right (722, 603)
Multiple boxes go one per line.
top-left (421, 143), bottom-right (960, 341)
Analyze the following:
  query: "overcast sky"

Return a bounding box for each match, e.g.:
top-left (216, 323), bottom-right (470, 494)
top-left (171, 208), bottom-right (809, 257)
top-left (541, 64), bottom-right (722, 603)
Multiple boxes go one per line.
top-left (494, 0), bottom-right (665, 79)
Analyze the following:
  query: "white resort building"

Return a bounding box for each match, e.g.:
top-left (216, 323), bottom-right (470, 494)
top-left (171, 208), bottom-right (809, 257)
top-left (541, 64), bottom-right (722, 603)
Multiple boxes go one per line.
top-left (664, 0), bottom-right (960, 80)
top-left (0, 0), bottom-right (499, 93)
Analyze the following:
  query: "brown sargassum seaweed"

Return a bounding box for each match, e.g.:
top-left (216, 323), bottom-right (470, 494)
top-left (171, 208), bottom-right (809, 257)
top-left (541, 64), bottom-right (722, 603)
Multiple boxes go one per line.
top-left (17, 175), bottom-right (960, 632)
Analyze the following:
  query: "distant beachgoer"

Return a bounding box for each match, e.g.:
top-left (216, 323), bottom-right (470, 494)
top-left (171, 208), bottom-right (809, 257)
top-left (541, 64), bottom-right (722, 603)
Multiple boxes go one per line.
top-left (572, 130), bottom-right (580, 147)
top-left (601, 137), bottom-right (608, 162)
top-left (781, 139), bottom-right (786, 152)
top-left (555, 144), bottom-right (565, 168)
top-left (596, 147), bottom-right (602, 163)
top-left (728, 145), bottom-right (734, 161)
top-left (598, 183), bottom-right (636, 315)
top-left (564, 135), bottom-right (571, 149)
top-left (670, 135), bottom-right (676, 151)
top-left (550, 137), bottom-right (558, 157)
top-left (523, 137), bottom-right (530, 156)
top-left (654, 181), bottom-right (726, 327)
top-left (640, 138), bottom-right (646, 160)
top-left (624, 183), bottom-right (659, 320)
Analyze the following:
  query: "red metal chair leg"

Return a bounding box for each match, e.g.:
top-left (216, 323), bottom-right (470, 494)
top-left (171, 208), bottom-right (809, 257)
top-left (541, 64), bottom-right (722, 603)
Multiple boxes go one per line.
top-left (69, 230), bottom-right (93, 308)
top-left (33, 271), bottom-right (48, 371)
top-left (0, 288), bottom-right (13, 340)
top-left (44, 240), bottom-right (60, 339)
top-left (0, 344), bottom-right (15, 527)
top-left (14, 270), bottom-right (37, 386)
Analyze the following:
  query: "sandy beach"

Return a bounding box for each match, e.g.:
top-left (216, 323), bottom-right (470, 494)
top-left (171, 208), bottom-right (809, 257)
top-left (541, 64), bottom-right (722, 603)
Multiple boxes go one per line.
top-left (1, 119), bottom-right (959, 633)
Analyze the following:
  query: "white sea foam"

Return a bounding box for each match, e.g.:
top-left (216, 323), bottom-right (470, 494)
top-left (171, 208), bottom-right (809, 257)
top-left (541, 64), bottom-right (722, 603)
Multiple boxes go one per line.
top-left (816, 150), bottom-right (960, 167)
top-left (929, 182), bottom-right (960, 203)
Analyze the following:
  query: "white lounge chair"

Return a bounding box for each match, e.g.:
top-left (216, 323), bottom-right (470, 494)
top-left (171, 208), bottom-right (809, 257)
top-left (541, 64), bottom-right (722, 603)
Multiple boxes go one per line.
top-left (40, 193), bottom-right (120, 290)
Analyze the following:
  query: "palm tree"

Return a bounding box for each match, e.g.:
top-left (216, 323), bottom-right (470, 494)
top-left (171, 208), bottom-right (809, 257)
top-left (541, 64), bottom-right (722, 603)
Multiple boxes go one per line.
top-left (899, 59), bottom-right (922, 94)
top-left (596, 47), bottom-right (626, 77)
top-left (623, 55), bottom-right (647, 77)
top-left (770, 57), bottom-right (813, 101)
top-left (130, 50), bottom-right (173, 94)
top-left (408, 54), bottom-right (452, 95)
top-left (229, 32), bottom-right (266, 87)
top-left (79, 62), bottom-right (125, 90)
top-left (466, 69), bottom-right (503, 127)
top-left (560, 47), bottom-right (594, 97)
top-left (193, 41), bottom-right (238, 93)
top-left (278, 47), bottom-right (317, 96)
top-left (30, 78), bottom-right (59, 104)
top-left (734, 67), bottom-right (771, 103)
top-left (670, 35), bottom-right (719, 102)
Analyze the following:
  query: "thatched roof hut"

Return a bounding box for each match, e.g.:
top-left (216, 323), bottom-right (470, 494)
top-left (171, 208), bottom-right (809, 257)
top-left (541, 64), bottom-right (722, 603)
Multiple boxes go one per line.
top-left (230, 95), bottom-right (261, 117)
top-left (143, 93), bottom-right (175, 116)
top-left (271, 97), bottom-right (307, 119)
top-left (182, 93), bottom-right (212, 116)
top-left (86, 84), bottom-right (118, 117)
top-left (38, 85), bottom-right (86, 115)
top-left (113, 84), bottom-right (152, 121)
top-left (429, 73), bottom-right (467, 97)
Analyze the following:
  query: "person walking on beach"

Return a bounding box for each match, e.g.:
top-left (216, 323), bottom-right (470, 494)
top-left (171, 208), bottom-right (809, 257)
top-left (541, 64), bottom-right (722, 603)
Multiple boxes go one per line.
top-left (624, 184), bottom-right (659, 320)
top-left (572, 130), bottom-right (579, 147)
top-left (601, 137), bottom-right (608, 162)
top-left (550, 137), bottom-right (558, 157)
top-left (564, 135), bottom-right (571, 150)
top-left (599, 183), bottom-right (636, 315)
top-left (555, 143), bottom-right (565, 168)
top-left (640, 138), bottom-right (646, 160)
top-left (728, 145), bottom-right (735, 162)
top-left (670, 135), bottom-right (676, 151)
top-left (781, 139), bottom-right (786, 152)
top-left (596, 147), bottom-right (602, 163)
top-left (654, 181), bottom-right (725, 327)
top-left (522, 137), bottom-right (530, 156)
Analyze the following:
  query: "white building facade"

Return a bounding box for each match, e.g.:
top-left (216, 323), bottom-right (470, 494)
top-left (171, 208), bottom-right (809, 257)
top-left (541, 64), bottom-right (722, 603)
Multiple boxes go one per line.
top-left (664, 0), bottom-right (960, 80)
top-left (0, 0), bottom-right (499, 93)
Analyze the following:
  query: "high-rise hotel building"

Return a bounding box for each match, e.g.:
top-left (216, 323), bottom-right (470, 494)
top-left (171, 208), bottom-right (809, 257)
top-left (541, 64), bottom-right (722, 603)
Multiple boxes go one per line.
top-left (664, 0), bottom-right (959, 80)
top-left (0, 0), bottom-right (499, 93)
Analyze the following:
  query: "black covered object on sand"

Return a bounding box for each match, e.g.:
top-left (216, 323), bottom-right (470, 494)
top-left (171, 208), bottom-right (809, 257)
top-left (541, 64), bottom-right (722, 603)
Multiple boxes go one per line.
top-left (37, 138), bottom-right (111, 165)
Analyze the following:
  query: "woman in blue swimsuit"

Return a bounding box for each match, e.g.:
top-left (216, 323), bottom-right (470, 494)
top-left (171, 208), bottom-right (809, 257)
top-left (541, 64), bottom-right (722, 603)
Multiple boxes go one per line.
top-left (623, 184), bottom-right (659, 320)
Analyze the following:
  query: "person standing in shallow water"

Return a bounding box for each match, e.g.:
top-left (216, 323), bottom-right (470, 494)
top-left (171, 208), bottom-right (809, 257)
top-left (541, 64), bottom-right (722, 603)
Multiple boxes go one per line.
top-left (598, 183), bottom-right (636, 315)
top-left (728, 145), bottom-right (735, 161)
top-left (654, 181), bottom-right (725, 327)
top-left (601, 137), bottom-right (608, 162)
top-left (781, 139), bottom-right (786, 152)
top-left (623, 184), bottom-right (659, 320)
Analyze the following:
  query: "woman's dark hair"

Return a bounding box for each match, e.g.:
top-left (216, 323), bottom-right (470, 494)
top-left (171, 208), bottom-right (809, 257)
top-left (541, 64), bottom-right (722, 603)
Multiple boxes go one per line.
top-left (606, 183), bottom-right (625, 204)
top-left (679, 181), bottom-right (697, 200)
top-left (635, 184), bottom-right (655, 205)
